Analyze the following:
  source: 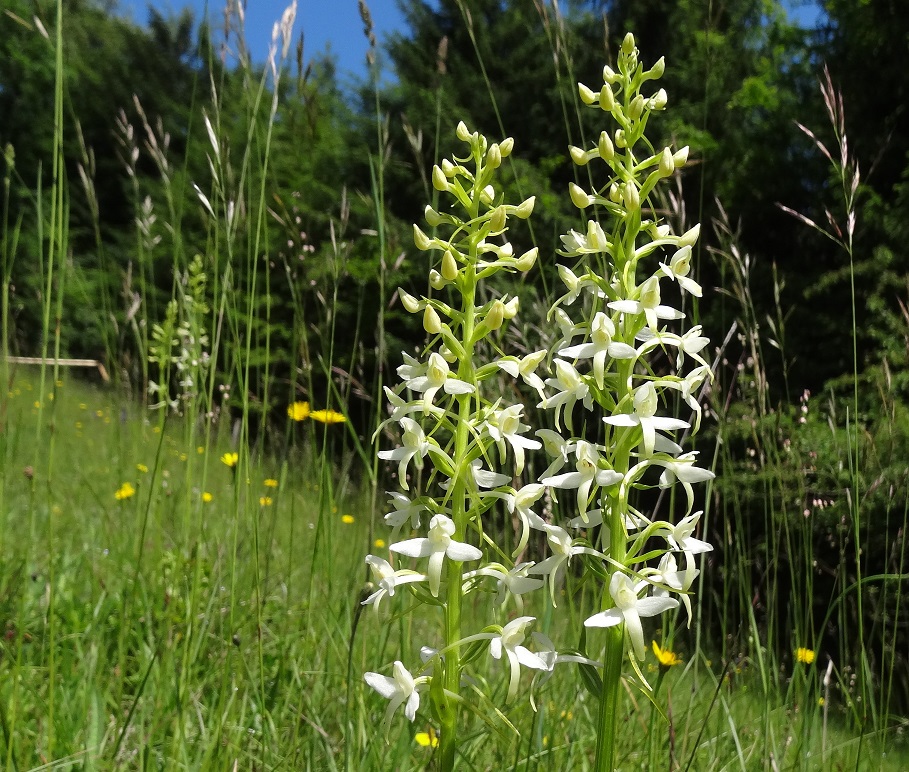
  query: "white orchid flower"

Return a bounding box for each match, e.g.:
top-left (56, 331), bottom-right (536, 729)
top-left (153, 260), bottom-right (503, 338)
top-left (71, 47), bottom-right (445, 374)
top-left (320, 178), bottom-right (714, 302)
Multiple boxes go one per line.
top-left (488, 616), bottom-right (549, 702)
top-left (535, 429), bottom-right (576, 480)
top-left (496, 350), bottom-right (548, 399)
top-left (378, 417), bottom-right (435, 490)
top-left (484, 404), bottom-right (542, 475)
top-left (539, 359), bottom-right (593, 432)
top-left (401, 351), bottom-right (475, 412)
top-left (531, 631), bottom-right (603, 682)
top-left (390, 514), bottom-right (483, 596)
top-left (361, 555), bottom-right (427, 611)
top-left (657, 510), bottom-right (713, 555)
top-left (585, 572), bottom-right (680, 660)
top-left (658, 245), bottom-right (702, 296)
top-left (608, 276), bottom-right (685, 331)
top-left (647, 551), bottom-right (699, 622)
top-left (557, 311), bottom-right (637, 389)
top-left (542, 441), bottom-right (622, 523)
top-left (364, 660), bottom-right (425, 733)
top-left (487, 483), bottom-right (548, 556)
top-left (602, 381), bottom-right (689, 457)
top-left (552, 307), bottom-right (585, 349)
top-left (663, 364), bottom-right (711, 432)
top-left (651, 451), bottom-right (715, 513)
top-left (463, 561), bottom-right (544, 607)
top-left (441, 458), bottom-right (510, 492)
top-left (529, 524), bottom-right (602, 606)
top-left (635, 326), bottom-right (710, 371)
top-left (383, 490), bottom-right (430, 533)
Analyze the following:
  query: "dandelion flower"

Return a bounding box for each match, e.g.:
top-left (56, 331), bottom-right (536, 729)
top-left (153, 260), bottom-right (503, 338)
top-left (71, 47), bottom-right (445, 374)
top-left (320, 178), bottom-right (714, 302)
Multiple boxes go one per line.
top-left (796, 647), bottom-right (815, 665)
top-left (652, 640), bottom-right (682, 667)
top-left (115, 482), bottom-right (136, 501)
top-left (202, 492), bottom-right (213, 503)
top-left (287, 401), bottom-right (311, 421)
top-left (374, 538), bottom-right (386, 549)
top-left (221, 452), bottom-right (239, 468)
top-left (415, 729), bottom-right (438, 748)
top-left (310, 408), bottom-right (346, 424)
top-left (342, 514), bottom-right (355, 524)
top-left (259, 496), bottom-right (273, 507)
top-left (264, 478), bottom-right (279, 488)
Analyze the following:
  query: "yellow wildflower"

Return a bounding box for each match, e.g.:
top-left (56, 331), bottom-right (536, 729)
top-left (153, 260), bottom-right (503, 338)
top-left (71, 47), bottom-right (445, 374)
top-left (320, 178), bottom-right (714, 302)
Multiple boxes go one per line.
top-left (287, 401), bottom-right (311, 421)
top-left (137, 463), bottom-right (148, 474)
top-left (115, 482), bottom-right (136, 501)
top-left (259, 496), bottom-right (273, 506)
top-left (652, 640), bottom-right (682, 668)
top-left (310, 408), bottom-right (346, 424)
top-left (415, 729), bottom-right (438, 748)
top-left (341, 514), bottom-right (355, 524)
top-left (796, 647), bottom-right (816, 665)
top-left (202, 492), bottom-right (213, 503)
top-left (374, 538), bottom-right (386, 549)
top-left (221, 452), bottom-right (239, 468)
top-left (264, 478), bottom-right (279, 488)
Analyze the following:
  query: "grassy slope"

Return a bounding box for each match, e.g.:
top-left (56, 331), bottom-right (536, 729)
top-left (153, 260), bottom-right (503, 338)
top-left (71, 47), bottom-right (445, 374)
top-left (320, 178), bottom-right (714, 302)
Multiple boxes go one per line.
top-left (0, 372), bottom-right (904, 769)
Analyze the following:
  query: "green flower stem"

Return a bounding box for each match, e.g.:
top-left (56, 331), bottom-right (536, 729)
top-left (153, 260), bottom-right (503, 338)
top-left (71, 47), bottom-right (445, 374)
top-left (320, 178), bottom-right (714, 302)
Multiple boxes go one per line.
top-left (439, 247), bottom-right (479, 771)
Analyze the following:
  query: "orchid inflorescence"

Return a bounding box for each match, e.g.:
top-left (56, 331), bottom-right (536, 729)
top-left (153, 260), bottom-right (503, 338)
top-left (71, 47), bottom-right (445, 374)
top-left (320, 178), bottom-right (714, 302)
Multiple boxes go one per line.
top-left (363, 33), bottom-right (714, 766)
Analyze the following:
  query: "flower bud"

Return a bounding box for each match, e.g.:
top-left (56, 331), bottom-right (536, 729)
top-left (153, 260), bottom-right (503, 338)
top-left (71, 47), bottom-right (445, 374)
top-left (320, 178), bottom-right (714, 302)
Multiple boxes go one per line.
top-left (578, 82), bottom-right (597, 104)
top-left (647, 56), bottom-right (665, 80)
top-left (673, 145), bottom-right (690, 168)
top-left (503, 296), bottom-right (519, 319)
top-left (423, 305), bottom-right (442, 334)
top-left (456, 121), bottom-right (471, 141)
top-left (515, 247), bottom-right (538, 271)
top-left (429, 269), bottom-right (446, 290)
top-left (486, 300), bottom-right (505, 331)
top-left (599, 85), bottom-right (615, 111)
top-left (623, 182), bottom-right (640, 212)
top-left (432, 165), bottom-right (449, 192)
top-left (515, 196), bottom-right (535, 219)
top-left (413, 224), bottom-right (432, 251)
top-left (569, 145), bottom-right (589, 166)
top-left (598, 131), bottom-right (614, 161)
top-left (424, 205), bottom-right (444, 227)
top-left (614, 129), bottom-right (627, 149)
top-left (487, 142), bottom-right (502, 169)
top-left (628, 95), bottom-right (645, 121)
top-left (569, 183), bottom-right (592, 209)
top-left (650, 88), bottom-right (668, 110)
top-left (608, 183), bottom-right (621, 203)
top-left (602, 65), bottom-right (618, 84)
top-left (440, 159), bottom-right (456, 176)
top-left (679, 223), bottom-right (701, 248)
top-left (621, 32), bottom-right (635, 55)
top-left (499, 137), bottom-right (514, 157)
top-left (670, 245), bottom-right (693, 276)
top-left (480, 185), bottom-right (495, 205)
top-left (587, 220), bottom-right (608, 251)
top-left (399, 289), bottom-right (421, 313)
top-left (489, 205), bottom-right (507, 233)
top-left (441, 250), bottom-right (459, 281)
top-left (658, 147), bottom-right (675, 178)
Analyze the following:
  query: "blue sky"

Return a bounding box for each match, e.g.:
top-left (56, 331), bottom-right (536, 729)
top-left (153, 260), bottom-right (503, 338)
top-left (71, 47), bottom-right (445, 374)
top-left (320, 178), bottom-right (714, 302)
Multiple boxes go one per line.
top-left (119, 0), bottom-right (411, 82)
top-left (119, 0), bottom-right (822, 85)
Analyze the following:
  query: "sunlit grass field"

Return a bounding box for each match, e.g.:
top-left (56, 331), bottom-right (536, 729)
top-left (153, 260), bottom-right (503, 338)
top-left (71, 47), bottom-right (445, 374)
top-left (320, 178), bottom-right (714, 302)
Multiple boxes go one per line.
top-left (0, 371), bottom-right (903, 769)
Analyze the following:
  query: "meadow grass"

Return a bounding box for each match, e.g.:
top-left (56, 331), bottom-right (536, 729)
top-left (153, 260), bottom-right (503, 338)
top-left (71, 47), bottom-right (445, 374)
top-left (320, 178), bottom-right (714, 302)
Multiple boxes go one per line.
top-left (0, 373), bottom-right (905, 768)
